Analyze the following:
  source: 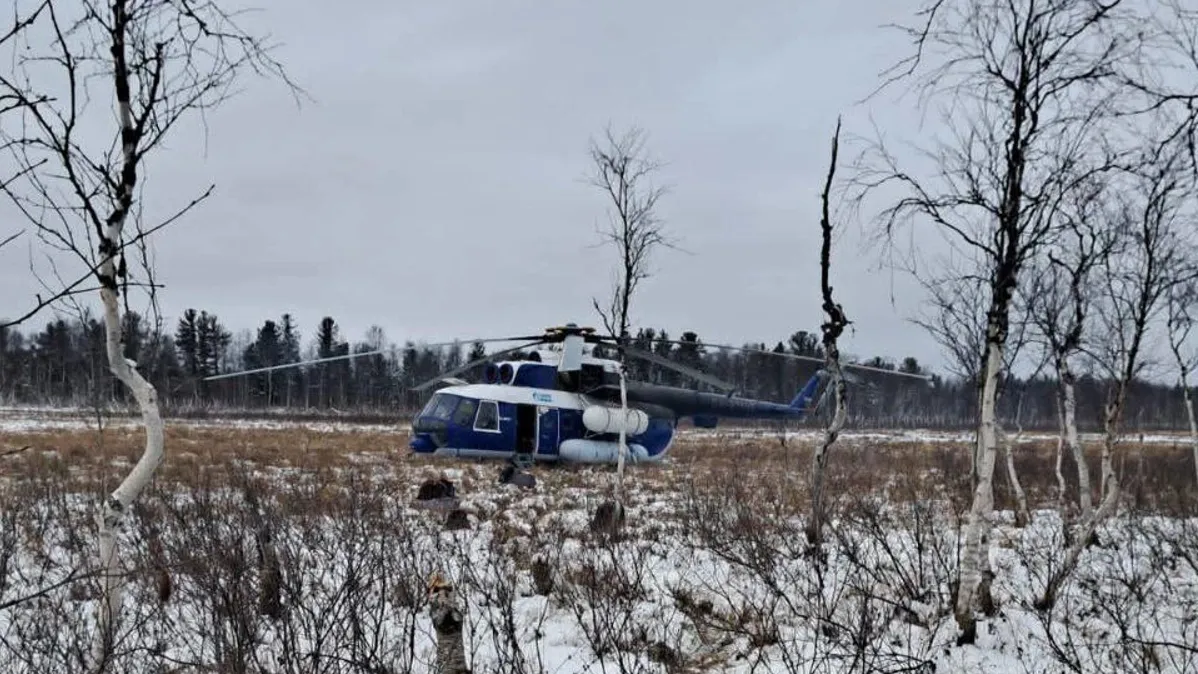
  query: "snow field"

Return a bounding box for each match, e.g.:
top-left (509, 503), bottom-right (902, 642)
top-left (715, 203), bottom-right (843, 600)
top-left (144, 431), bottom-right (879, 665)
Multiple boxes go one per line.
top-left (1, 413), bottom-right (1196, 672)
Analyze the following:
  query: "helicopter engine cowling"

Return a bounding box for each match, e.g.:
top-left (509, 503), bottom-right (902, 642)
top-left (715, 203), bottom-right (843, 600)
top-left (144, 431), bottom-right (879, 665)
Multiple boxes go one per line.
top-left (582, 405), bottom-right (650, 436)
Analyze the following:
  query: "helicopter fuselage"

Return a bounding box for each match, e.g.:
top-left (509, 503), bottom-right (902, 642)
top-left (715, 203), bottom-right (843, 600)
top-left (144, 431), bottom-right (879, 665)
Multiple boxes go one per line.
top-left (408, 382), bottom-right (677, 463)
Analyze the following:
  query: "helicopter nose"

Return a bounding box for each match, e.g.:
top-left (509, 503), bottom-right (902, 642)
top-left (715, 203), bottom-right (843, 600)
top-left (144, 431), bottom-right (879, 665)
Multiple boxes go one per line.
top-left (410, 434), bottom-right (437, 453)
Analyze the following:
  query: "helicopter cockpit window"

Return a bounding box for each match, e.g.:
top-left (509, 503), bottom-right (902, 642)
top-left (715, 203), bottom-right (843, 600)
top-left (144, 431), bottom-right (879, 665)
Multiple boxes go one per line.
top-left (420, 393), bottom-right (459, 421)
top-left (474, 400), bottom-right (499, 431)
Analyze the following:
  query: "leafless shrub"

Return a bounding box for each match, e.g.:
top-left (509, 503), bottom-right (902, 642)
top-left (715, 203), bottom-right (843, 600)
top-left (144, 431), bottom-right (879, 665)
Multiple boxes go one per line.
top-left (554, 527), bottom-right (666, 674)
top-left (1010, 510), bottom-right (1198, 674)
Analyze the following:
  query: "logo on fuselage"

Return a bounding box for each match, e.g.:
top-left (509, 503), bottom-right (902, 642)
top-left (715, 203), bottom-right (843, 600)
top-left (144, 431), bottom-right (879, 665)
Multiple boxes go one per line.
top-left (532, 392), bottom-right (552, 403)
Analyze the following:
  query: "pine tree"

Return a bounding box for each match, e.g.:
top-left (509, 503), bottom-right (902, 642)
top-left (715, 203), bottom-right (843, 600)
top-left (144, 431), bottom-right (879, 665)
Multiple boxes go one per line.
top-left (175, 309), bottom-right (199, 377)
top-left (244, 320), bottom-right (283, 405)
top-left (280, 313), bottom-right (302, 406)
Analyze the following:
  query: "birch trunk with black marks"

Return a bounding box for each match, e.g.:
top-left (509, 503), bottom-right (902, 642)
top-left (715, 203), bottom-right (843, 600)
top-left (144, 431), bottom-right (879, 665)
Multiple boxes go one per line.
top-left (805, 118), bottom-right (847, 549)
top-left (956, 321), bottom-right (1006, 643)
top-left (849, 0), bottom-right (1134, 640)
top-left (615, 362), bottom-right (629, 501)
top-left (92, 3), bottom-right (164, 663)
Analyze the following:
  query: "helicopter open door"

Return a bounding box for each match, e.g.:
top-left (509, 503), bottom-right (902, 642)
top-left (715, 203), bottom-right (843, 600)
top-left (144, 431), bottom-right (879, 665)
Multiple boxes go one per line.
top-left (537, 407), bottom-right (560, 456)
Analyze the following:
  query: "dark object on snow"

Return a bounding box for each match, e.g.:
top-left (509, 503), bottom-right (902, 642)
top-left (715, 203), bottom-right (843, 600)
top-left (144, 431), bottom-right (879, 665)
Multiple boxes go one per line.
top-left (416, 477), bottom-right (456, 501)
top-left (444, 509), bottom-right (470, 531)
top-left (498, 464), bottom-right (536, 489)
top-left (647, 641), bottom-right (679, 667)
top-left (590, 499), bottom-right (625, 535)
top-left (414, 476), bottom-right (460, 511)
top-left (530, 556), bottom-right (554, 595)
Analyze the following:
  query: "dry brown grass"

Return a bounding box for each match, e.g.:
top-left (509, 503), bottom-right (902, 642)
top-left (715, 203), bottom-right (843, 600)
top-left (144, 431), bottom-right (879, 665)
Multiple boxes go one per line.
top-left (4, 422), bottom-right (1195, 516)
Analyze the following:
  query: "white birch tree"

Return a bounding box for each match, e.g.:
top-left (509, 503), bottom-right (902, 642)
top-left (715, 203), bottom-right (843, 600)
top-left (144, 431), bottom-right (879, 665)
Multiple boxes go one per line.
top-left (1166, 281), bottom-right (1198, 487)
top-left (1023, 182), bottom-right (1121, 521)
top-left (1037, 138), bottom-right (1198, 609)
top-left (910, 254), bottom-right (1036, 521)
top-left (0, 0), bottom-right (296, 665)
top-left (852, 0), bottom-right (1141, 643)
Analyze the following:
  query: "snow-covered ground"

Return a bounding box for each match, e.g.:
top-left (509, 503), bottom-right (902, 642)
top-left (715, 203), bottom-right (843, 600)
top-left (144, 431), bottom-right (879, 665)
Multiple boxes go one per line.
top-left (5, 404), bottom-right (1190, 445)
top-left (0, 405), bottom-right (409, 434)
top-left (2, 409), bottom-right (1196, 673)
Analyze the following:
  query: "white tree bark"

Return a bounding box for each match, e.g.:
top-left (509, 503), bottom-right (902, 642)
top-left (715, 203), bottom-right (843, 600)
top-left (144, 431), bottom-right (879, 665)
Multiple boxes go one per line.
top-left (1060, 368), bottom-right (1091, 517)
top-left (92, 11), bottom-right (167, 663)
top-left (807, 365), bottom-right (847, 547)
top-left (1039, 402), bottom-right (1121, 609)
top-left (1184, 382), bottom-right (1198, 487)
top-left (615, 361), bottom-right (628, 501)
top-left (997, 424), bottom-right (1029, 527)
top-left (1053, 398), bottom-right (1067, 508)
top-left (93, 245), bottom-right (165, 665)
top-left (955, 337), bottom-right (1002, 637)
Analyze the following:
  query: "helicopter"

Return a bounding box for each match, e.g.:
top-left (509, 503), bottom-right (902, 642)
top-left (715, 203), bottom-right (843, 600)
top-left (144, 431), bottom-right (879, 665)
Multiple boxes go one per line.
top-left (204, 323), bottom-right (932, 467)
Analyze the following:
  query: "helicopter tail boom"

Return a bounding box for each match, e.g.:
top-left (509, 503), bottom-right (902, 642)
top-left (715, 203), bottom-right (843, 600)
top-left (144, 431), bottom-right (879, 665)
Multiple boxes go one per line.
top-left (788, 371), bottom-right (825, 413)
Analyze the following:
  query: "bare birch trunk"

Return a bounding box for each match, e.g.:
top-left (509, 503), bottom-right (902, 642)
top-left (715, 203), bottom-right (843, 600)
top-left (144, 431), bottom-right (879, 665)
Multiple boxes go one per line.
top-left (1097, 403), bottom-right (1120, 513)
top-left (1060, 371), bottom-right (1091, 517)
top-left (1038, 402), bottom-right (1121, 610)
top-left (92, 6), bottom-right (167, 665)
top-left (1182, 379), bottom-right (1198, 487)
top-left (1054, 398), bottom-right (1067, 508)
top-left (955, 337), bottom-right (1002, 641)
top-left (615, 361), bottom-right (628, 501)
top-left (807, 365), bottom-right (846, 547)
top-left (93, 256), bottom-right (165, 667)
top-left (997, 424), bottom-right (1029, 527)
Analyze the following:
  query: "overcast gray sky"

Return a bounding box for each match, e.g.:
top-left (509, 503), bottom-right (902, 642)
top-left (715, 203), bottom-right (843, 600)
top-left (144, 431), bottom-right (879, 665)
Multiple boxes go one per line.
top-left (2, 0), bottom-right (955, 372)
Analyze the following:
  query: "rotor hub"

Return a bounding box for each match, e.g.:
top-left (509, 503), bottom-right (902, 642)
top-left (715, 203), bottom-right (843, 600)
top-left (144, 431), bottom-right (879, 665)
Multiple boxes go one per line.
top-left (543, 323), bottom-right (596, 339)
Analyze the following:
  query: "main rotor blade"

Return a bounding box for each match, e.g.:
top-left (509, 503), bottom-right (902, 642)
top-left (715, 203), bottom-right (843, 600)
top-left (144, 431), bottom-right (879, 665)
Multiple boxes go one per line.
top-left (408, 340), bottom-right (546, 391)
top-left (621, 345), bottom-right (739, 394)
top-left (203, 349), bottom-right (389, 381)
top-left (652, 338), bottom-right (934, 381)
top-left (203, 335), bottom-right (542, 382)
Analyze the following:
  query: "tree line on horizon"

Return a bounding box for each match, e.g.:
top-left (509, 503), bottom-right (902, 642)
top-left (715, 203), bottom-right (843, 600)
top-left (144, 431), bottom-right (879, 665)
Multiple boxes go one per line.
top-left (1, 307), bottom-right (1192, 432)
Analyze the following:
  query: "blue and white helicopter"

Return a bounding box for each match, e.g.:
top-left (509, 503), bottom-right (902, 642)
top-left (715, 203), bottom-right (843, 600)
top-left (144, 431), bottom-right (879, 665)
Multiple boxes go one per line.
top-left (397, 324), bottom-right (929, 466)
top-left (206, 323), bottom-right (930, 466)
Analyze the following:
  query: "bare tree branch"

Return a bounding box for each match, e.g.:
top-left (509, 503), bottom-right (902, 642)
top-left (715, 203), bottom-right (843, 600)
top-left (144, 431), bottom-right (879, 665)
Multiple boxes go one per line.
top-left (0, 229), bottom-right (22, 252)
top-left (0, 445), bottom-right (30, 458)
top-left (587, 124), bottom-right (676, 342)
top-left (0, 187), bottom-right (210, 330)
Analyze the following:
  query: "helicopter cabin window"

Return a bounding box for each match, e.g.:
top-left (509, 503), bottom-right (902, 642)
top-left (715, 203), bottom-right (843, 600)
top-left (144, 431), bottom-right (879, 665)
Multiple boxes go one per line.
top-left (474, 400), bottom-right (500, 432)
top-left (452, 397), bottom-right (478, 426)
